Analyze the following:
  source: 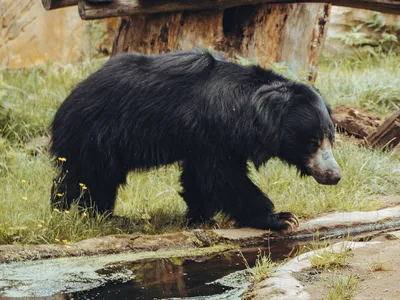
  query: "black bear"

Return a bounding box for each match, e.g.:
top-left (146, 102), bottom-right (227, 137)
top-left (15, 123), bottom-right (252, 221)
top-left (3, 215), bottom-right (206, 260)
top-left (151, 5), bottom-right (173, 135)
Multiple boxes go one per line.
top-left (50, 49), bottom-right (341, 231)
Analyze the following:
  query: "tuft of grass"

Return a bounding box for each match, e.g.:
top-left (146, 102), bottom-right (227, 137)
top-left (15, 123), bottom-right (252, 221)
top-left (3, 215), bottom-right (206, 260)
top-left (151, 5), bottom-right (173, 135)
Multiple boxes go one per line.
top-left (317, 54), bottom-right (400, 117)
top-left (309, 245), bottom-right (352, 271)
top-left (370, 261), bottom-right (393, 272)
top-left (241, 249), bottom-right (277, 282)
top-left (327, 275), bottom-right (359, 300)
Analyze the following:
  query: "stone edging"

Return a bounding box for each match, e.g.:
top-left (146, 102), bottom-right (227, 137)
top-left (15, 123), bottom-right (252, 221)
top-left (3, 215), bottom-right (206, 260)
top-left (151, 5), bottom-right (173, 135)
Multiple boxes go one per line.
top-left (1, 205), bottom-right (400, 263)
top-left (245, 241), bottom-right (380, 300)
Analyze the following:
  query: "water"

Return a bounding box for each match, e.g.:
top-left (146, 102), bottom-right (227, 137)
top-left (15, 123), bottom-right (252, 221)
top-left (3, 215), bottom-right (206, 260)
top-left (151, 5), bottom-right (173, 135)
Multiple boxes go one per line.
top-left (65, 241), bottom-right (302, 300)
top-left (5, 220), bottom-right (396, 299)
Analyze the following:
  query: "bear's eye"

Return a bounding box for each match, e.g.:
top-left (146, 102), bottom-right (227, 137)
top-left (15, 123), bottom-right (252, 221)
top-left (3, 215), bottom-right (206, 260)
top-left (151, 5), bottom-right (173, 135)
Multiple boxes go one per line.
top-left (309, 140), bottom-right (319, 152)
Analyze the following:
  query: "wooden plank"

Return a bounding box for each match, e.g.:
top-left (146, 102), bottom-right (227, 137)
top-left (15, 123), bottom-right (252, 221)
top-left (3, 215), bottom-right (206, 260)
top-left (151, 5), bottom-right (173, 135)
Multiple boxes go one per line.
top-left (42, 0), bottom-right (78, 10)
top-left (78, 0), bottom-right (400, 20)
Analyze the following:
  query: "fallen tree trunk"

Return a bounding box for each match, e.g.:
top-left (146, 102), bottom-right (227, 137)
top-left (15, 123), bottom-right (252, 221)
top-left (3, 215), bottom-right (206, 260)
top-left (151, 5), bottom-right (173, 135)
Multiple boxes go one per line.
top-left (332, 105), bottom-right (381, 138)
top-left (41, 0), bottom-right (78, 10)
top-left (78, 0), bottom-right (400, 19)
top-left (366, 111), bottom-right (400, 150)
top-left (112, 3), bottom-right (330, 82)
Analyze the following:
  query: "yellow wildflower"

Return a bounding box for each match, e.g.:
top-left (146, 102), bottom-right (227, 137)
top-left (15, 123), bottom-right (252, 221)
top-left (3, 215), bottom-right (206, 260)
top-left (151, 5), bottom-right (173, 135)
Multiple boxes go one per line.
top-left (82, 212), bottom-right (88, 217)
top-left (53, 208), bottom-right (60, 212)
top-left (55, 238), bottom-right (60, 242)
top-left (57, 157), bottom-right (67, 162)
top-left (21, 180), bottom-right (26, 183)
top-left (62, 239), bottom-right (69, 244)
top-left (64, 210), bottom-right (70, 214)
top-left (22, 196), bottom-right (27, 201)
top-left (56, 193), bottom-right (64, 197)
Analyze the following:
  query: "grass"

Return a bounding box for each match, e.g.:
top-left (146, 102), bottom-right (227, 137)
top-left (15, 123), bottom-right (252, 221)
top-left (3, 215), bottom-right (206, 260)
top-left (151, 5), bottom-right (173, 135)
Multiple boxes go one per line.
top-left (327, 275), bottom-right (359, 300)
top-left (309, 244), bottom-right (352, 271)
top-left (0, 55), bottom-right (399, 245)
top-left (370, 261), bottom-right (393, 272)
top-left (240, 249), bottom-right (277, 282)
top-left (317, 54), bottom-right (400, 117)
top-left (0, 59), bottom-right (106, 142)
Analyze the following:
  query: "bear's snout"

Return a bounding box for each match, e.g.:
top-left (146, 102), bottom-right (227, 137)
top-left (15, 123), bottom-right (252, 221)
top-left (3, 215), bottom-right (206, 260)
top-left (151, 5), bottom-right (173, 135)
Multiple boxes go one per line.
top-left (307, 138), bottom-right (341, 185)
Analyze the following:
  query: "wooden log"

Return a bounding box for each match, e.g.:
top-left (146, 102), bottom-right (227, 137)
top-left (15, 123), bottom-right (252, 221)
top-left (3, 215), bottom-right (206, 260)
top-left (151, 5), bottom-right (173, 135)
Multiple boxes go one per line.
top-left (332, 105), bottom-right (381, 138)
top-left (112, 3), bottom-right (330, 82)
top-left (42, 0), bottom-right (78, 10)
top-left (366, 111), bottom-right (400, 150)
top-left (78, 0), bottom-right (400, 20)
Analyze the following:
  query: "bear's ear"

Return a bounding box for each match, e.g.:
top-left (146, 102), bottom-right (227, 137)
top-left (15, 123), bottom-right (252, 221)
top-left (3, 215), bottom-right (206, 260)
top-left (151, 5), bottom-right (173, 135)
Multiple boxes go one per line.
top-left (325, 101), bottom-right (333, 116)
top-left (250, 83), bottom-right (290, 169)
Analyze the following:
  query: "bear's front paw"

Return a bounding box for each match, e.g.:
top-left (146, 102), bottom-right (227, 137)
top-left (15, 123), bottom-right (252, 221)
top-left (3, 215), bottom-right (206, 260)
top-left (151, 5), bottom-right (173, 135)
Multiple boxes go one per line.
top-left (236, 212), bottom-right (299, 231)
top-left (275, 212), bottom-right (299, 233)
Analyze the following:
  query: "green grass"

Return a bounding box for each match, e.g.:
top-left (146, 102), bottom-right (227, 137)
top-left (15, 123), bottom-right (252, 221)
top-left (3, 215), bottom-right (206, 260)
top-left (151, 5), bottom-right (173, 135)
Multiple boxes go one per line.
top-left (242, 249), bottom-right (277, 282)
top-left (309, 244), bottom-right (352, 271)
top-left (0, 55), bottom-right (399, 245)
top-left (327, 275), bottom-right (358, 300)
top-left (317, 54), bottom-right (400, 116)
top-left (0, 59), bottom-right (106, 142)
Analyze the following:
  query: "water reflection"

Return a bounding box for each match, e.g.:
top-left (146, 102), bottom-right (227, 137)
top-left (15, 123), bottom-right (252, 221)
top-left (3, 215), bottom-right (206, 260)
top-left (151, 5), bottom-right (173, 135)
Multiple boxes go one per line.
top-left (68, 240), bottom-right (303, 300)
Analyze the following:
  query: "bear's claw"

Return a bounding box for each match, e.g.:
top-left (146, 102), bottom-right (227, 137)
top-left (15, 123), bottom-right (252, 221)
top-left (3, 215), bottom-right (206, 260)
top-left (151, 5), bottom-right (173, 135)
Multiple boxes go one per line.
top-left (276, 212), bottom-right (299, 232)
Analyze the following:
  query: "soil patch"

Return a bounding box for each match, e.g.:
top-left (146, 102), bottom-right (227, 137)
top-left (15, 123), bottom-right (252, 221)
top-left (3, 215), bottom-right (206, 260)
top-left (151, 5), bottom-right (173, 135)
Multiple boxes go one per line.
top-left (295, 233), bottom-right (400, 300)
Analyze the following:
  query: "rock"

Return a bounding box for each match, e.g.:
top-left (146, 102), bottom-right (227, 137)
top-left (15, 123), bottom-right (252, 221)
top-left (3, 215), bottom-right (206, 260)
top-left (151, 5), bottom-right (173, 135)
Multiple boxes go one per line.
top-left (0, 1), bottom-right (118, 70)
top-left (0, 0), bottom-right (85, 69)
top-left (325, 7), bottom-right (400, 56)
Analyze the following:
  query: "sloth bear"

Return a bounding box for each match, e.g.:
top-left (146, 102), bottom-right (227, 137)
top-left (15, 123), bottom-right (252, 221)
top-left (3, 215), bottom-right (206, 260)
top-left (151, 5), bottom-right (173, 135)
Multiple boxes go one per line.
top-left (50, 49), bottom-right (341, 231)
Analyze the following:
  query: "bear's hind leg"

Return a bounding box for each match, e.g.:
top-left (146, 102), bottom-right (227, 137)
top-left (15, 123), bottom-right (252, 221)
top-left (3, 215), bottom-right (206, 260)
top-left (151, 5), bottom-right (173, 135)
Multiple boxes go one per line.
top-left (51, 165), bottom-right (121, 215)
top-left (50, 168), bottom-right (88, 211)
top-left (180, 160), bottom-right (219, 225)
top-left (85, 178), bottom-right (119, 215)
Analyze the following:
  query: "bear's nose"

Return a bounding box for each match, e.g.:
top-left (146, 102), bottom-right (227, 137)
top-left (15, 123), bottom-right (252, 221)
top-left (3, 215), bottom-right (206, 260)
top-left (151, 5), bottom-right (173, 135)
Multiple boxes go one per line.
top-left (325, 171), bottom-right (341, 185)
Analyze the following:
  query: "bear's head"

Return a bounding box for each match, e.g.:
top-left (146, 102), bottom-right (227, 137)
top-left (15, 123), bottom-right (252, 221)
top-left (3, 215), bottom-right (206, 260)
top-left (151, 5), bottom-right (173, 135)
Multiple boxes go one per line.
top-left (252, 81), bottom-right (341, 185)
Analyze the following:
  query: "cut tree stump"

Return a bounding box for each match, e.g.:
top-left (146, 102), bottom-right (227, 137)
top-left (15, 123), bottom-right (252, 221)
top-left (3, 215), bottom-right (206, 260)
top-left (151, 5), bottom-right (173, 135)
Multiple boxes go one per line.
top-left (112, 3), bottom-right (331, 81)
top-left (366, 111), bottom-right (400, 150)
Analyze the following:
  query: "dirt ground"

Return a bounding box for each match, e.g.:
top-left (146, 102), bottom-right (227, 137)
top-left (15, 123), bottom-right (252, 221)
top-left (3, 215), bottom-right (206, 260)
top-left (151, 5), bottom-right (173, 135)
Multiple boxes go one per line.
top-left (296, 232), bottom-right (400, 300)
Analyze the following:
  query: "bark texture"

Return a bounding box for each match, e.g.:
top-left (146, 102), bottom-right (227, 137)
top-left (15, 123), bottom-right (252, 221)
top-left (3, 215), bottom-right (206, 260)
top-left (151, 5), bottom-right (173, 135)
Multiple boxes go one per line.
top-left (112, 3), bottom-right (331, 81)
top-left (366, 111), bottom-right (400, 150)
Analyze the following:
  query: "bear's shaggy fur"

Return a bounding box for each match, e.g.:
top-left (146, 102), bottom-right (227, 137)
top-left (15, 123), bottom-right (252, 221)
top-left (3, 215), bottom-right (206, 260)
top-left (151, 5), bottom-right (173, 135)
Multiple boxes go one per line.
top-left (50, 49), bottom-right (339, 231)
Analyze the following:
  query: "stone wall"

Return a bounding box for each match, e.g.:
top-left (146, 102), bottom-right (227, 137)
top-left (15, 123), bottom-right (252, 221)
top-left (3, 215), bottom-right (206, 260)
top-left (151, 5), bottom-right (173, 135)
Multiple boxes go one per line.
top-left (0, 1), bottom-right (119, 70)
top-left (0, 0), bottom-right (85, 69)
top-left (325, 7), bottom-right (400, 55)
